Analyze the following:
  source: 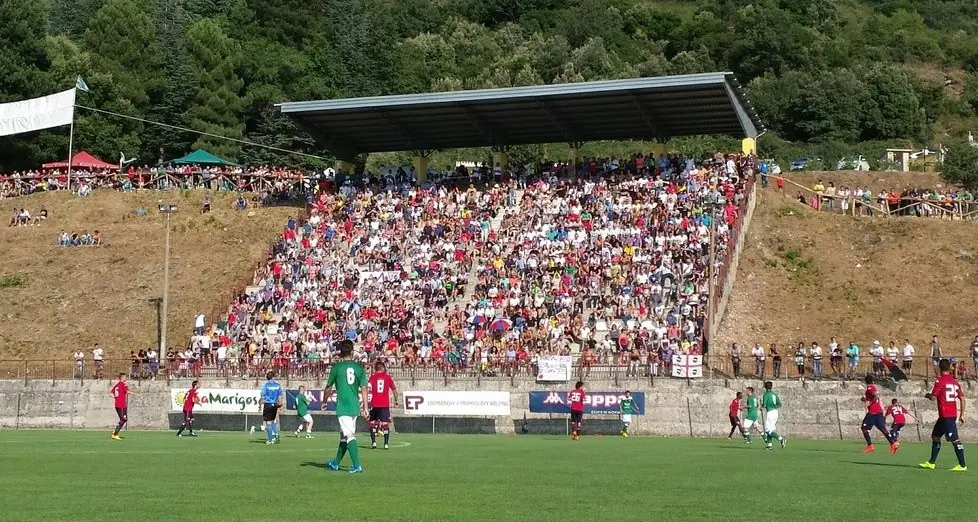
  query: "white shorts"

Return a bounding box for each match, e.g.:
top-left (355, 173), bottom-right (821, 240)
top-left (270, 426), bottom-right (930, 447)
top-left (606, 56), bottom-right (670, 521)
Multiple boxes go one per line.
top-left (338, 415), bottom-right (358, 440)
top-left (743, 418), bottom-right (757, 430)
top-left (621, 414), bottom-right (632, 425)
top-left (301, 413), bottom-right (313, 424)
top-left (764, 410), bottom-right (779, 433)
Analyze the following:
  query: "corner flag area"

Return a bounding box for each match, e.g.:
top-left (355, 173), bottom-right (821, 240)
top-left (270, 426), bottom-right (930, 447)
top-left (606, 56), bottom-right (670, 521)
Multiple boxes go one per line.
top-left (2, 432), bottom-right (971, 522)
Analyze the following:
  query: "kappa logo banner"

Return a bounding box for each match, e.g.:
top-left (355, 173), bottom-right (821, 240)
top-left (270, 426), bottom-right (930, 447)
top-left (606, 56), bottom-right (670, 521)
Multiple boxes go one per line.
top-left (536, 355), bottom-right (573, 382)
top-left (528, 391), bottom-right (645, 415)
top-left (671, 354), bottom-right (703, 378)
top-left (402, 391), bottom-right (511, 416)
top-left (170, 388), bottom-right (261, 413)
top-left (285, 389), bottom-right (337, 412)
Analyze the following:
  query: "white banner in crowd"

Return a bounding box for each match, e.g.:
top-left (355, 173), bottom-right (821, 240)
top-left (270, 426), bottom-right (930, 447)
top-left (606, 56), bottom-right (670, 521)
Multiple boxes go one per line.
top-left (402, 391), bottom-right (511, 416)
top-left (169, 388), bottom-right (262, 413)
top-left (671, 354), bottom-right (703, 378)
top-left (536, 355), bottom-right (573, 382)
top-left (0, 88), bottom-right (76, 137)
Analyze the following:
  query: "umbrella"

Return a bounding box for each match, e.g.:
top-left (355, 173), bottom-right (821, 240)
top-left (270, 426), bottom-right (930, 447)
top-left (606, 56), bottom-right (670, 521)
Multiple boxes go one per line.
top-left (881, 358), bottom-right (908, 382)
top-left (490, 318), bottom-right (513, 331)
top-left (468, 314), bottom-right (488, 326)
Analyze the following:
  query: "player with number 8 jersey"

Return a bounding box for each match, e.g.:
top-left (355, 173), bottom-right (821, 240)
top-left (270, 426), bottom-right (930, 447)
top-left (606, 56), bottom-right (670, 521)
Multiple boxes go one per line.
top-left (368, 361), bottom-right (398, 449)
top-left (324, 340), bottom-right (369, 474)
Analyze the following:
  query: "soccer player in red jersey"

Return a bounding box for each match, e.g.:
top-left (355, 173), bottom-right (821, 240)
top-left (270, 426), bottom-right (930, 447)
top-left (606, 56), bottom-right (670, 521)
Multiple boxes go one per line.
top-left (568, 381), bottom-right (586, 440)
top-left (920, 359), bottom-right (967, 471)
top-left (860, 375), bottom-right (899, 454)
top-left (367, 361), bottom-right (398, 450)
top-left (727, 391), bottom-right (747, 441)
top-left (176, 380), bottom-right (200, 437)
top-left (110, 373), bottom-right (130, 440)
top-left (885, 398), bottom-right (914, 442)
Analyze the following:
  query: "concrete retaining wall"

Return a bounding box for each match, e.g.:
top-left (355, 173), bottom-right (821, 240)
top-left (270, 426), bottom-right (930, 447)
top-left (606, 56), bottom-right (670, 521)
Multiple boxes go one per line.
top-left (2, 377), bottom-right (974, 442)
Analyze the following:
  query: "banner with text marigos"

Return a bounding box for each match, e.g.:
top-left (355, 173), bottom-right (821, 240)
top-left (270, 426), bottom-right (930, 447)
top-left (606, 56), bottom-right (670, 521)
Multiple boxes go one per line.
top-left (528, 391), bottom-right (645, 415)
top-left (536, 355), bottom-right (573, 382)
top-left (170, 388), bottom-right (261, 413)
top-left (285, 389), bottom-right (337, 412)
top-left (402, 391), bottom-right (511, 416)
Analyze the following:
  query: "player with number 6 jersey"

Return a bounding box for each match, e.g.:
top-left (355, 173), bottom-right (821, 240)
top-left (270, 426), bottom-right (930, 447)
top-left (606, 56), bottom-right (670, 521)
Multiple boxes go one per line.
top-left (367, 361), bottom-right (399, 449)
top-left (920, 359), bottom-right (967, 471)
top-left (324, 340), bottom-right (369, 474)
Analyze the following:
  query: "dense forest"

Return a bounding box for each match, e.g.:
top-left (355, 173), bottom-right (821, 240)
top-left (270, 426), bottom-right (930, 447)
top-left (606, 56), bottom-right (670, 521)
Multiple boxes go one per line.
top-left (2, 0), bottom-right (978, 171)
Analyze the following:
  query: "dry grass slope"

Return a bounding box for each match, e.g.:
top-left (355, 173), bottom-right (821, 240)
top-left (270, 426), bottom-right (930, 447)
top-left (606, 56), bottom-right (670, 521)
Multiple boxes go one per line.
top-left (0, 191), bottom-right (297, 359)
top-left (717, 180), bottom-right (978, 356)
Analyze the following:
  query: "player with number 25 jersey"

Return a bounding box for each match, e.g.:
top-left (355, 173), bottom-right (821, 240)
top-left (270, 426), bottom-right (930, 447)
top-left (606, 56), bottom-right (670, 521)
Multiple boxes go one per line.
top-left (920, 359), bottom-right (967, 471)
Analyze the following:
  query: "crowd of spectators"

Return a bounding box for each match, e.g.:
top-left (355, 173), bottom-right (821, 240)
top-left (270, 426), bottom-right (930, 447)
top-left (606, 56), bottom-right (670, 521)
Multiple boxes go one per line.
top-left (57, 229), bottom-right (102, 247)
top-left (184, 153), bottom-right (755, 379)
top-left (7, 207), bottom-right (47, 226)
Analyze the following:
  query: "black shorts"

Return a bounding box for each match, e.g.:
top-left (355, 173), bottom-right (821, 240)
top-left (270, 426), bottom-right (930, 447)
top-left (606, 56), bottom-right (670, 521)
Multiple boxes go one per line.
top-left (183, 410), bottom-right (194, 424)
top-left (115, 407), bottom-right (127, 422)
top-left (902, 360), bottom-right (912, 369)
top-left (369, 407), bottom-right (391, 423)
top-left (262, 404), bottom-right (279, 422)
top-left (862, 413), bottom-right (886, 432)
top-left (729, 415), bottom-right (741, 427)
top-left (890, 422), bottom-right (905, 434)
top-left (570, 411), bottom-right (583, 423)
top-left (932, 418), bottom-right (959, 441)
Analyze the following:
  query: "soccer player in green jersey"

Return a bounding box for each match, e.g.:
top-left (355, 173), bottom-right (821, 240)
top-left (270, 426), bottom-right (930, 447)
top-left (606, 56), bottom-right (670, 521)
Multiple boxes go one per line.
top-left (294, 385), bottom-right (314, 439)
top-left (619, 391), bottom-right (636, 437)
top-left (741, 386), bottom-right (761, 444)
top-left (324, 340), bottom-right (369, 473)
top-left (761, 381), bottom-right (787, 450)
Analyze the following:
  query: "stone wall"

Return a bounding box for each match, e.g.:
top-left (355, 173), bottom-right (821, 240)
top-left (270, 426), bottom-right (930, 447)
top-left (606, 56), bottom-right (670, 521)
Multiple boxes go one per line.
top-left (2, 377), bottom-right (974, 442)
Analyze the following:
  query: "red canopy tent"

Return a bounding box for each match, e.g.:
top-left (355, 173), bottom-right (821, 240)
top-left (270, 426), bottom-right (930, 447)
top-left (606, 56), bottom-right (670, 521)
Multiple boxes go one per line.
top-left (41, 151), bottom-right (116, 170)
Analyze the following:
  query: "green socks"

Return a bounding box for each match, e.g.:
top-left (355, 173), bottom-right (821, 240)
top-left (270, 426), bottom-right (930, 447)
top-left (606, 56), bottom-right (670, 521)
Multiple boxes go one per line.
top-left (348, 439), bottom-right (361, 467)
top-left (334, 441), bottom-right (348, 464)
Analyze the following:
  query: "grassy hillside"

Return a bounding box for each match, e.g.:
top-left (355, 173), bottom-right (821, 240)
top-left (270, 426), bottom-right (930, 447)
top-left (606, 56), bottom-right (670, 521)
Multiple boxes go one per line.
top-left (0, 191), bottom-right (296, 359)
top-left (717, 176), bottom-right (978, 356)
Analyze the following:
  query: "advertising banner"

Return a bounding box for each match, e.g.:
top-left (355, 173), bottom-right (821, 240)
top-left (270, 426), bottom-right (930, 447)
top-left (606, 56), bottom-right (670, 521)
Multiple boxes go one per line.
top-left (285, 389), bottom-right (337, 412)
top-left (528, 391), bottom-right (645, 415)
top-left (169, 388), bottom-right (262, 413)
top-left (402, 391), bottom-right (511, 416)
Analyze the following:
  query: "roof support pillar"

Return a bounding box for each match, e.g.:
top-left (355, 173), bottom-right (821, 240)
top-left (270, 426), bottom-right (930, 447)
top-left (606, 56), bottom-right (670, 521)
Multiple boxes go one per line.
top-left (410, 149), bottom-right (434, 182)
top-left (335, 160), bottom-right (356, 175)
top-left (651, 142), bottom-right (667, 160)
top-left (491, 147), bottom-right (508, 172)
top-left (568, 141), bottom-right (584, 169)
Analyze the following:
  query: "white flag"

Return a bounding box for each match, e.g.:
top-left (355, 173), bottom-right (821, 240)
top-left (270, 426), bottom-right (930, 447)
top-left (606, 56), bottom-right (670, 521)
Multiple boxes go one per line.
top-left (75, 75), bottom-right (90, 93)
top-left (0, 89), bottom-right (76, 137)
top-left (671, 354), bottom-right (704, 378)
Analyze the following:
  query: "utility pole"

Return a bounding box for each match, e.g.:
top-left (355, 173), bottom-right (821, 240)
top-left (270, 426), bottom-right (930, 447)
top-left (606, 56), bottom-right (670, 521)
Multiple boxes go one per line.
top-left (159, 203), bottom-right (178, 354)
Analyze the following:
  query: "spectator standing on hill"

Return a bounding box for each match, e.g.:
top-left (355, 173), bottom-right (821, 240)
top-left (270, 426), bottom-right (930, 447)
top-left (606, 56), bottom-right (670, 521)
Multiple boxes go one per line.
top-left (194, 313), bottom-right (206, 336)
top-left (887, 342), bottom-right (899, 367)
top-left (752, 343), bottom-right (766, 379)
top-left (771, 344), bottom-right (782, 379)
top-left (92, 344), bottom-right (104, 380)
top-left (829, 337), bottom-right (842, 376)
top-left (810, 342), bottom-right (823, 380)
top-left (794, 343), bottom-right (805, 379)
top-left (870, 341), bottom-right (885, 377)
top-left (846, 342), bottom-right (860, 379)
top-left (971, 336), bottom-right (978, 377)
top-left (147, 348), bottom-right (159, 380)
top-left (903, 339), bottom-right (915, 376)
top-left (729, 343), bottom-right (742, 378)
top-left (73, 349), bottom-right (85, 379)
top-left (931, 335), bottom-right (942, 368)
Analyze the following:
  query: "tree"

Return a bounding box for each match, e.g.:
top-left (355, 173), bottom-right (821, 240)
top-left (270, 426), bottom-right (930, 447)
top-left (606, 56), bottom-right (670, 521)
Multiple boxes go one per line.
top-left (83, 0), bottom-right (163, 109)
top-left (941, 141), bottom-right (978, 189)
top-left (182, 18), bottom-right (245, 160)
top-left (859, 65), bottom-right (925, 141)
top-left (0, 0), bottom-right (57, 171)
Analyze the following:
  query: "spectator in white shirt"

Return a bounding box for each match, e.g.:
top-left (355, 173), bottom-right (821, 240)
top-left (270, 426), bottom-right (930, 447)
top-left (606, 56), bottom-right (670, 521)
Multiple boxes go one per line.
top-left (752, 344), bottom-right (766, 379)
top-left (903, 340), bottom-right (915, 376)
top-left (92, 344), bottom-right (104, 380)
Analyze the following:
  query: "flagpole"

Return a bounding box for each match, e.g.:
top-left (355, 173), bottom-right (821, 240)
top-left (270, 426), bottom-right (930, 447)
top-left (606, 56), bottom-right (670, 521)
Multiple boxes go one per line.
top-left (66, 116), bottom-right (75, 193)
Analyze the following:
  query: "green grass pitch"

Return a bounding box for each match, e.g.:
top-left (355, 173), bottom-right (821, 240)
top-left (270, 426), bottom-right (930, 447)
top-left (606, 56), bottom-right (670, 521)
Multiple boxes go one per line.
top-left (1, 431), bottom-right (973, 522)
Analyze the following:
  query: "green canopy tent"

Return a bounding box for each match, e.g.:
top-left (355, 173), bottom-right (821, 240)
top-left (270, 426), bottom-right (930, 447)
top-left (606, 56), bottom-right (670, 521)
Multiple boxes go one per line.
top-left (169, 149), bottom-right (237, 166)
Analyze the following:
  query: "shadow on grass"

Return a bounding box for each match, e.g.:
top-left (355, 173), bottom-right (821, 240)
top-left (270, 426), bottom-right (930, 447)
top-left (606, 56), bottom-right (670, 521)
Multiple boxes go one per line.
top-left (300, 461), bottom-right (328, 469)
top-left (843, 461), bottom-right (919, 469)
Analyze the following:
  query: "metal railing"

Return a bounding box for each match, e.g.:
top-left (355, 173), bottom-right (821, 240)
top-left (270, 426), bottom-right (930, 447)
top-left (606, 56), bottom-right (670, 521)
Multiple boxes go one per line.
top-left (4, 355), bottom-right (971, 386)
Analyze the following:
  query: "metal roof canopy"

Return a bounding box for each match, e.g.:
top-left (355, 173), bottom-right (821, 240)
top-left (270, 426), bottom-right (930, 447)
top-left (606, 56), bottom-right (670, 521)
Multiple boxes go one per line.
top-left (277, 72), bottom-right (763, 161)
